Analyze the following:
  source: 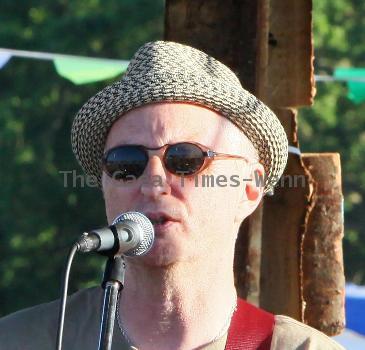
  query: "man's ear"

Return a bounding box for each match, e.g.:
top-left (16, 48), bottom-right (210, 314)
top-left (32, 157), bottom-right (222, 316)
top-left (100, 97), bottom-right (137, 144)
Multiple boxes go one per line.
top-left (234, 162), bottom-right (265, 224)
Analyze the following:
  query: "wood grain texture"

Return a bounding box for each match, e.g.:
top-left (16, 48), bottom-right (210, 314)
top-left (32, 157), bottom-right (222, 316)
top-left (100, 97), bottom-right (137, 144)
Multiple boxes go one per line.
top-left (165, 0), bottom-right (270, 304)
top-left (260, 109), bottom-right (314, 320)
top-left (301, 154), bottom-right (345, 336)
top-left (267, 0), bottom-right (316, 107)
top-left (165, 0), bottom-right (265, 93)
top-left (164, 2), bottom-right (346, 332)
top-left (259, 0), bottom-right (316, 320)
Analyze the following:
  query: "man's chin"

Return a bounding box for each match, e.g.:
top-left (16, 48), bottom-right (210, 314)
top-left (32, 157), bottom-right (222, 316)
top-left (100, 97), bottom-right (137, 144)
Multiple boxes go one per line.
top-left (138, 255), bottom-right (177, 268)
top-left (126, 244), bottom-right (184, 268)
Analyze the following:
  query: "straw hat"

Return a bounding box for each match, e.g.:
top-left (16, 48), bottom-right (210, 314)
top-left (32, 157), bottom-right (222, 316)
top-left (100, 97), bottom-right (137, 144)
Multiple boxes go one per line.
top-left (71, 41), bottom-right (288, 193)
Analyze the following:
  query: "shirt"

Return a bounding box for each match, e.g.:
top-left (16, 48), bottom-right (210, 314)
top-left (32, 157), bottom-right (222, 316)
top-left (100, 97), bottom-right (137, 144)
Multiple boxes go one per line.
top-left (0, 287), bottom-right (345, 350)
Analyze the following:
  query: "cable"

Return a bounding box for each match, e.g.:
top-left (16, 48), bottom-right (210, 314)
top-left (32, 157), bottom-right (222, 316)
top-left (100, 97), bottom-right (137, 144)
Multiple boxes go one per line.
top-left (55, 243), bottom-right (79, 350)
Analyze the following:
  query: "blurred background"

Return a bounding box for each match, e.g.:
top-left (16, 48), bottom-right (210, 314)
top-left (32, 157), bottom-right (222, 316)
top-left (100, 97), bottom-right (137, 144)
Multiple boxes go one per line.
top-left (0, 0), bottom-right (364, 340)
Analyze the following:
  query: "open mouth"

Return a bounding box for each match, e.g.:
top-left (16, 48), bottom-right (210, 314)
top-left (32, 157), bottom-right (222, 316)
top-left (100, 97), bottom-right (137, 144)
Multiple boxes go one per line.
top-left (145, 212), bottom-right (177, 228)
top-left (149, 217), bottom-right (169, 225)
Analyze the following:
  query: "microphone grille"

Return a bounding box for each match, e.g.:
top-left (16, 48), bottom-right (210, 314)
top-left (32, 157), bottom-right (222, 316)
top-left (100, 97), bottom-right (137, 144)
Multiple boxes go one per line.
top-left (112, 212), bottom-right (154, 256)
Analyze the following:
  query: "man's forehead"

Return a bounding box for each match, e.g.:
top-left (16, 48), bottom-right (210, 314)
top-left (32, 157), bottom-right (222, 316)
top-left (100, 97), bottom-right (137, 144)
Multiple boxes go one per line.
top-left (105, 102), bottom-right (240, 148)
top-left (115, 102), bottom-right (225, 127)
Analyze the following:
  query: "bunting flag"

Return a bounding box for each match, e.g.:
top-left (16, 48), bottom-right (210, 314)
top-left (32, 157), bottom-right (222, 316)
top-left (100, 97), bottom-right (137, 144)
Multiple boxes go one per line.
top-left (0, 48), bottom-right (365, 101)
top-left (0, 52), bottom-right (11, 69)
top-left (334, 68), bottom-right (365, 104)
top-left (0, 48), bottom-right (129, 85)
top-left (53, 57), bottom-right (129, 84)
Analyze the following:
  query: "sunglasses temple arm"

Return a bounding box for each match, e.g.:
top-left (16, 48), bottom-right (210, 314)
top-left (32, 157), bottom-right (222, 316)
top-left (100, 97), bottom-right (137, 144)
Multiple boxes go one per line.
top-left (211, 152), bottom-right (249, 162)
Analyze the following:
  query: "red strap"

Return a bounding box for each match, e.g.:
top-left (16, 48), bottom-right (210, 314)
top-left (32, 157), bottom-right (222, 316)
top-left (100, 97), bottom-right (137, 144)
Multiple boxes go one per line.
top-left (225, 298), bottom-right (275, 350)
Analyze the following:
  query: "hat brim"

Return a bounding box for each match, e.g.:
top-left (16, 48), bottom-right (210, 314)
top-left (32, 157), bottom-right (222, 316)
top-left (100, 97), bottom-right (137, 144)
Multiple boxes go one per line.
top-left (71, 74), bottom-right (288, 193)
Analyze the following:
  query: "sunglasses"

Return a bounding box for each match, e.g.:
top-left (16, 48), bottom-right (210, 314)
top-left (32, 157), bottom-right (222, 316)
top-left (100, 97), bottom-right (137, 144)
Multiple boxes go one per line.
top-left (102, 142), bottom-right (249, 181)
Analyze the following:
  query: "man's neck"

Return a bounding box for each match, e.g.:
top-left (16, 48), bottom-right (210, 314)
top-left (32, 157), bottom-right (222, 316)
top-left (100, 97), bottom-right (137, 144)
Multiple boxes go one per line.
top-left (118, 259), bottom-right (237, 350)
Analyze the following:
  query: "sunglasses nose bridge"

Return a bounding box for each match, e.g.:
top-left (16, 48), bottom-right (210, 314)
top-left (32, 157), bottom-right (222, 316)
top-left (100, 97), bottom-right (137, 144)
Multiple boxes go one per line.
top-left (146, 148), bottom-right (165, 166)
top-left (140, 150), bottom-right (172, 198)
top-left (147, 147), bottom-right (164, 158)
top-left (144, 144), bottom-right (170, 166)
top-left (143, 149), bottom-right (169, 178)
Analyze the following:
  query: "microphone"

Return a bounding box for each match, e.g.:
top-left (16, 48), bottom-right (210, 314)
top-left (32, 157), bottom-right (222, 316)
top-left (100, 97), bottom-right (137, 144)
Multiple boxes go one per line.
top-left (76, 212), bottom-right (154, 256)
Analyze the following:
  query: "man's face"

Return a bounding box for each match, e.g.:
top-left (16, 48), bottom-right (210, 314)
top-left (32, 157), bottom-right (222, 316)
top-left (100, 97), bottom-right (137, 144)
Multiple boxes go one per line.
top-left (102, 102), bottom-right (262, 267)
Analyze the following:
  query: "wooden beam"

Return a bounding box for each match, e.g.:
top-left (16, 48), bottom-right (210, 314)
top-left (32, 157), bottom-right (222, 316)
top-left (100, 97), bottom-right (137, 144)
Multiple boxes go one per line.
top-left (165, 0), bottom-right (269, 93)
top-left (165, 0), bottom-right (270, 303)
top-left (302, 153), bottom-right (345, 336)
top-left (165, 3), bottom-right (344, 330)
top-left (267, 0), bottom-right (315, 106)
top-left (260, 110), bottom-right (313, 319)
top-left (260, 0), bottom-right (315, 320)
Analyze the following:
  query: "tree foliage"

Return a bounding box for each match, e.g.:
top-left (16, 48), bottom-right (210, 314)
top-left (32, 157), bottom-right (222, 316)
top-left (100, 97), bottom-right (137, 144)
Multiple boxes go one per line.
top-left (299, 0), bottom-right (365, 283)
top-left (0, 0), bottom-right (164, 316)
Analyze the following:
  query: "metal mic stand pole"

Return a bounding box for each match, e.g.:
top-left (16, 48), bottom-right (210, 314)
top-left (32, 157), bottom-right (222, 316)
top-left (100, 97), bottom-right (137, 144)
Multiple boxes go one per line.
top-left (98, 255), bottom-right (125, 350)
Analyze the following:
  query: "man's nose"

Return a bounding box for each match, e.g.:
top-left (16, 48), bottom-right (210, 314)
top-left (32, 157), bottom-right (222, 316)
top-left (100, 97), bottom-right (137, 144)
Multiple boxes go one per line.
top-left (140, 155), bottom-right (171, 198)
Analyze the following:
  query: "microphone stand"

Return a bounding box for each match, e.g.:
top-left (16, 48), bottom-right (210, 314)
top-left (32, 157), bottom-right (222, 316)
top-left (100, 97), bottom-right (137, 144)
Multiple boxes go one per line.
top-left (98, 255), bottom-right (125, 350)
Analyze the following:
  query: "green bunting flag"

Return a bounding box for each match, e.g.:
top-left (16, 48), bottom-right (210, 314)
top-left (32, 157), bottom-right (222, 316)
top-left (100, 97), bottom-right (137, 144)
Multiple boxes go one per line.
top-left (53, 57), bottom-right (129, 85)
top-left (334, 68), bottom-right (365, 104)
top-left (2, 48), bottom-right (365, 100)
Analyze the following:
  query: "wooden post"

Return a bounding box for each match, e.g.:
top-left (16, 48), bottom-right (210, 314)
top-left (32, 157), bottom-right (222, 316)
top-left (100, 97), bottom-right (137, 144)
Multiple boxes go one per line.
top-left (260, 0), bottom-right (315, 320)
top-left (302, 154), bottom-right (345, 336)
top-left (165, 0), bottom-right (269, 93)
top-left (165, 0), bottom-right (345, 334)
top-left (165, 0), bottom-right (270, 304)
top-left (260, 110), bottom-right (314, 320)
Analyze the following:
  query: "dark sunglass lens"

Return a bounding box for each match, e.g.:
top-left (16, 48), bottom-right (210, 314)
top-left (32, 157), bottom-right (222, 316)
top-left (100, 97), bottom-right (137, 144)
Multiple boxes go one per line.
top-left (165, 143), bottom-right (204, 175)
top-left (103, 146), bottom-right (148, 181)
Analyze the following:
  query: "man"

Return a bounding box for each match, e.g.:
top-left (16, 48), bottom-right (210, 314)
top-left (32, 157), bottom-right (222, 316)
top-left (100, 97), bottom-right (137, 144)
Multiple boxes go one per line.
top-left (0, 41), bottom-right (343, 349)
